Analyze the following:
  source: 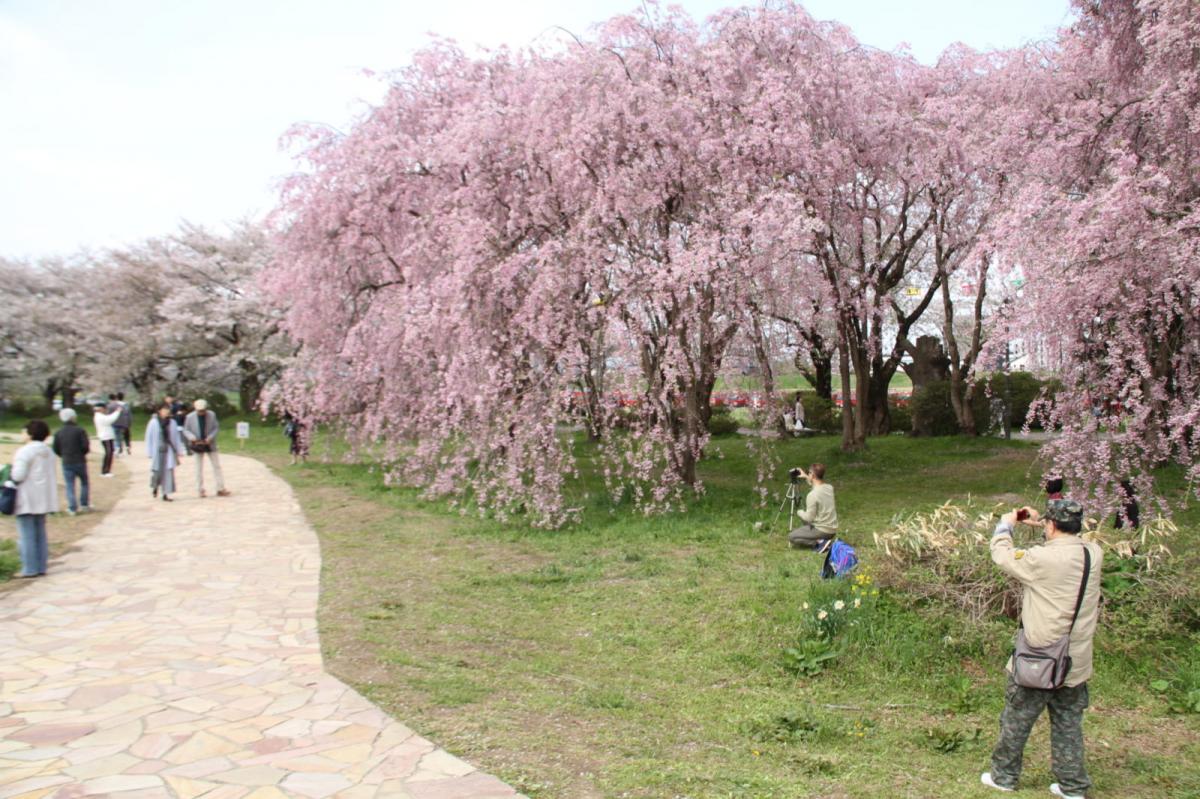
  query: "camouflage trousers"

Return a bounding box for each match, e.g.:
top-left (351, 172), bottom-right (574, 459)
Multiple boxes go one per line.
top-left (990, 672), bottom-right (1091, 795)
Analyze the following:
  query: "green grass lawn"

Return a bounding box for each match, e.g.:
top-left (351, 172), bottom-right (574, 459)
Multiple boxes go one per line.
top-left (228, 427), bottom-right (1199, 798)
top-left (716, 371), bottom-right (914, 394)
top-left (3, 408), bottom-right (1195, 796)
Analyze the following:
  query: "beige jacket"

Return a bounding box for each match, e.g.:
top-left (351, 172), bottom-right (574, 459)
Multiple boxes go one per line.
top-left (799, 482), bottom-right (838, 534)
top-left (991, 522), bottom-right (1103, 686)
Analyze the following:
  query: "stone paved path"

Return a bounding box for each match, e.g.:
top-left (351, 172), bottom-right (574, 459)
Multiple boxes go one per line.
top-left (0, 451), bottom-right (522, 799)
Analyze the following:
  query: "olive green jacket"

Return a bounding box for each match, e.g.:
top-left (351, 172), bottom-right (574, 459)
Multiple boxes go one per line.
top-left (798, 482), bottom-right (837, 534)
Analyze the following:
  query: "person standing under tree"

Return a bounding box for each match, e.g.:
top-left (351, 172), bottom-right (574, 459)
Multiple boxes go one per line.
top-left (786, 463), bottom-right (838, 550)
top-left (113, 392), bottom-right (132, 455)
top-left (146, 404), bottom-right (185, 502)
top-left (92, 401), bottom-right (121, 477)
top-left (1114, 480), bottom-right (1139, 530)
top-left (981, 499), bottom-right (1102, 799)
top-left (52, 408), bottom-right (91, 515)
top-left (283, 413), bottom-right (307, 465)
top-left (183, 399), bottom-right (230, 498)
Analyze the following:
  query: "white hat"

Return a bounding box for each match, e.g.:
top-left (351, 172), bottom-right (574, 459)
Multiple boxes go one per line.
top-left (194, 399), bottom-right (208, 411)
top-left (59, 408), bottom-right (77, 423)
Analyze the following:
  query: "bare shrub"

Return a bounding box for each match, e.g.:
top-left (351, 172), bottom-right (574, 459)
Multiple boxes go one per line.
top-left (874, 499), bottom-right (1179, 626)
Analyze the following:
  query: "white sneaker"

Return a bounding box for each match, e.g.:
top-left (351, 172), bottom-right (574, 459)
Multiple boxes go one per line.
top-left (67, 509), bottom-right (77, 516)
top-left (981, 773), bottom-right (1014, 792)
top-left (1050, 784), bottom-right (1085, 799)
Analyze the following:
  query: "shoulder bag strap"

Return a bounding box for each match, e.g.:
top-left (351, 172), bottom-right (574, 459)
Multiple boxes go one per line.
top-left (1067, 546), bottom-right (1092, 634)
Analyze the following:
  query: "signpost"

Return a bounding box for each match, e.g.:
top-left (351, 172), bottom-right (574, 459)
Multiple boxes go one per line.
top-left (236, 421), bottom-right (250, 450)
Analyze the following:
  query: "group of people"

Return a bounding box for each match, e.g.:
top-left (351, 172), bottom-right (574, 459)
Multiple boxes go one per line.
top-left (784, 465), bottom-right (1102, 798)
top-left (4, 396), bottom-right (233, 579)
top-left (145, 398), bottom-right (231, 502)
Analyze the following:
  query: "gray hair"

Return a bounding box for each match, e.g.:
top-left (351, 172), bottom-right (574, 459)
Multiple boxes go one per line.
top-left (59, 408), bottom-right (77, 423)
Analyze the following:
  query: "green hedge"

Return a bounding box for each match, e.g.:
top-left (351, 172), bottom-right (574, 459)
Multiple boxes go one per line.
top-left (794, 392), bottom-right (839, 433)
top-left (707, 407), bottom-right (740, 436)
top-left (909, 372), bottom-right (1059, 436)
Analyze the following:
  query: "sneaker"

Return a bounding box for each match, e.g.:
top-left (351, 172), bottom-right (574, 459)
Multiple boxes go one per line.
top-left (216, 489), bottom-right (231, 497)
top-left (981, 773), bottom-right (1015, 793)
top-left (1050, 784), bottom-right (1085, 799)
top-left (67, 509), bottom-right (77, 516)
top-left (199, 489), bottom-right (207, 498)
top-left (815, 538), bottom-right (833, 554)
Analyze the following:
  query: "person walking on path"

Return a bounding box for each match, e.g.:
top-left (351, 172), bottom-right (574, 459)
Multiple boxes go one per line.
top-left (168, 396), bottom-right (189, 452)
top-left (787, 463), bottom-right (838, 550)
top-left (93, 401), bottom-right (121, 477)
top-left (183, 399), bottom-right (230, 498)
top-left (981, 499), bottom-right (1103, 799)
top-left (111, 391), bottom-right (133, 455)
top-left (9, 419), bottom-right (59, 577)
top-left (146, 404), bottom-right (185, 502)
top-left (51, 408), bottom-right (90, 515)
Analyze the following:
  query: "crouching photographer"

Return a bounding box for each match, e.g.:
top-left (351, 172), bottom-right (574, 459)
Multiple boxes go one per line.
top-left (786, 463), bottom-right (837, 551)
top-left (981, 499), bottom-right (1103, 799)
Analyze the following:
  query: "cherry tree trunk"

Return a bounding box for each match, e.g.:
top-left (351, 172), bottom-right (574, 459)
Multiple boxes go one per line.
top-left (42, 380), bottom-right (56, 408)
top-left (904, 335), bottom-right (951, 436)
top-left (949, 377), bottom-right (977, 436)
top-left (862, 369), bottom-right (893, 437)
top-left (751, 315), bottom-right (787, 436)
top-left (580, 329), bottom-right (608, 442)
top-left (837, 336), bottom-right (864, 452)
top-left (795, 348), bottom-right (833, 401)
top-left (238, 359), bottom-right (262, 414)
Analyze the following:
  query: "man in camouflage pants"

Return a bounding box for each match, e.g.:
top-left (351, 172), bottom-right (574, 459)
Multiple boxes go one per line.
top-left (981, 499), bottom-right (1102, 799)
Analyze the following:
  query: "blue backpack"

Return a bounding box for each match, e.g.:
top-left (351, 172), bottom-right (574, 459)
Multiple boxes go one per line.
top-left (821, 539), bottom-right (858, 579)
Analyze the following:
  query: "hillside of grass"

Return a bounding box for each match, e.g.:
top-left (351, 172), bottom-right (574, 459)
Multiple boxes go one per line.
top-left (234, 428), bottom-right (1200, 798)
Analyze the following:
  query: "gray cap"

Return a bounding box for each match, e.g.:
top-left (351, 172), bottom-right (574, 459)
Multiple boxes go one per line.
top-left (1045, 498), bottom-right (1083, 527)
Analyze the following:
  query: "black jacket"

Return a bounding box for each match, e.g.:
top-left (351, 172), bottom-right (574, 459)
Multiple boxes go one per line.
top-left (52, 422), bottom-right (90, 466)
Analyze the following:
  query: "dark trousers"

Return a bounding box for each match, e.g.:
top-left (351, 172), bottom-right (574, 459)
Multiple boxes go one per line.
top-left (114, 425), bottom-right (130, 453)
top-left (101, 440), bottom-right (115, 474)
top-left (991, 672), bottom-right (1091, 794)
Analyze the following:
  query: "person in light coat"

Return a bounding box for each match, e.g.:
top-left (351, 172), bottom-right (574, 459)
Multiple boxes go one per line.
top-left (145, 403), bottom-right (185, 502)
top-left (981, 499), bottom-right (1102, 799)
top-left (9, 419), bottom-right (59, 577)
top-left (93, 401), bottom-right (121, 477)
top-left (183, 399), bottom-right (230, 498)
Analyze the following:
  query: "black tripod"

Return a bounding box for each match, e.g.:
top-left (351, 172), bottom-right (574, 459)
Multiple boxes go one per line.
top-left (772, 477), bottom-right (802, 531)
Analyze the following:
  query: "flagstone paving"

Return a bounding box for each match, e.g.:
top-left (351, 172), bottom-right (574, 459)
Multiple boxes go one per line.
top-left (0, 451), bottom-right (522, 799)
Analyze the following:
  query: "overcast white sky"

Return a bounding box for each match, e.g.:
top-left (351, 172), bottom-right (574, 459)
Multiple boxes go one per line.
top-left (0, 0), bottom-right (1072, 260)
